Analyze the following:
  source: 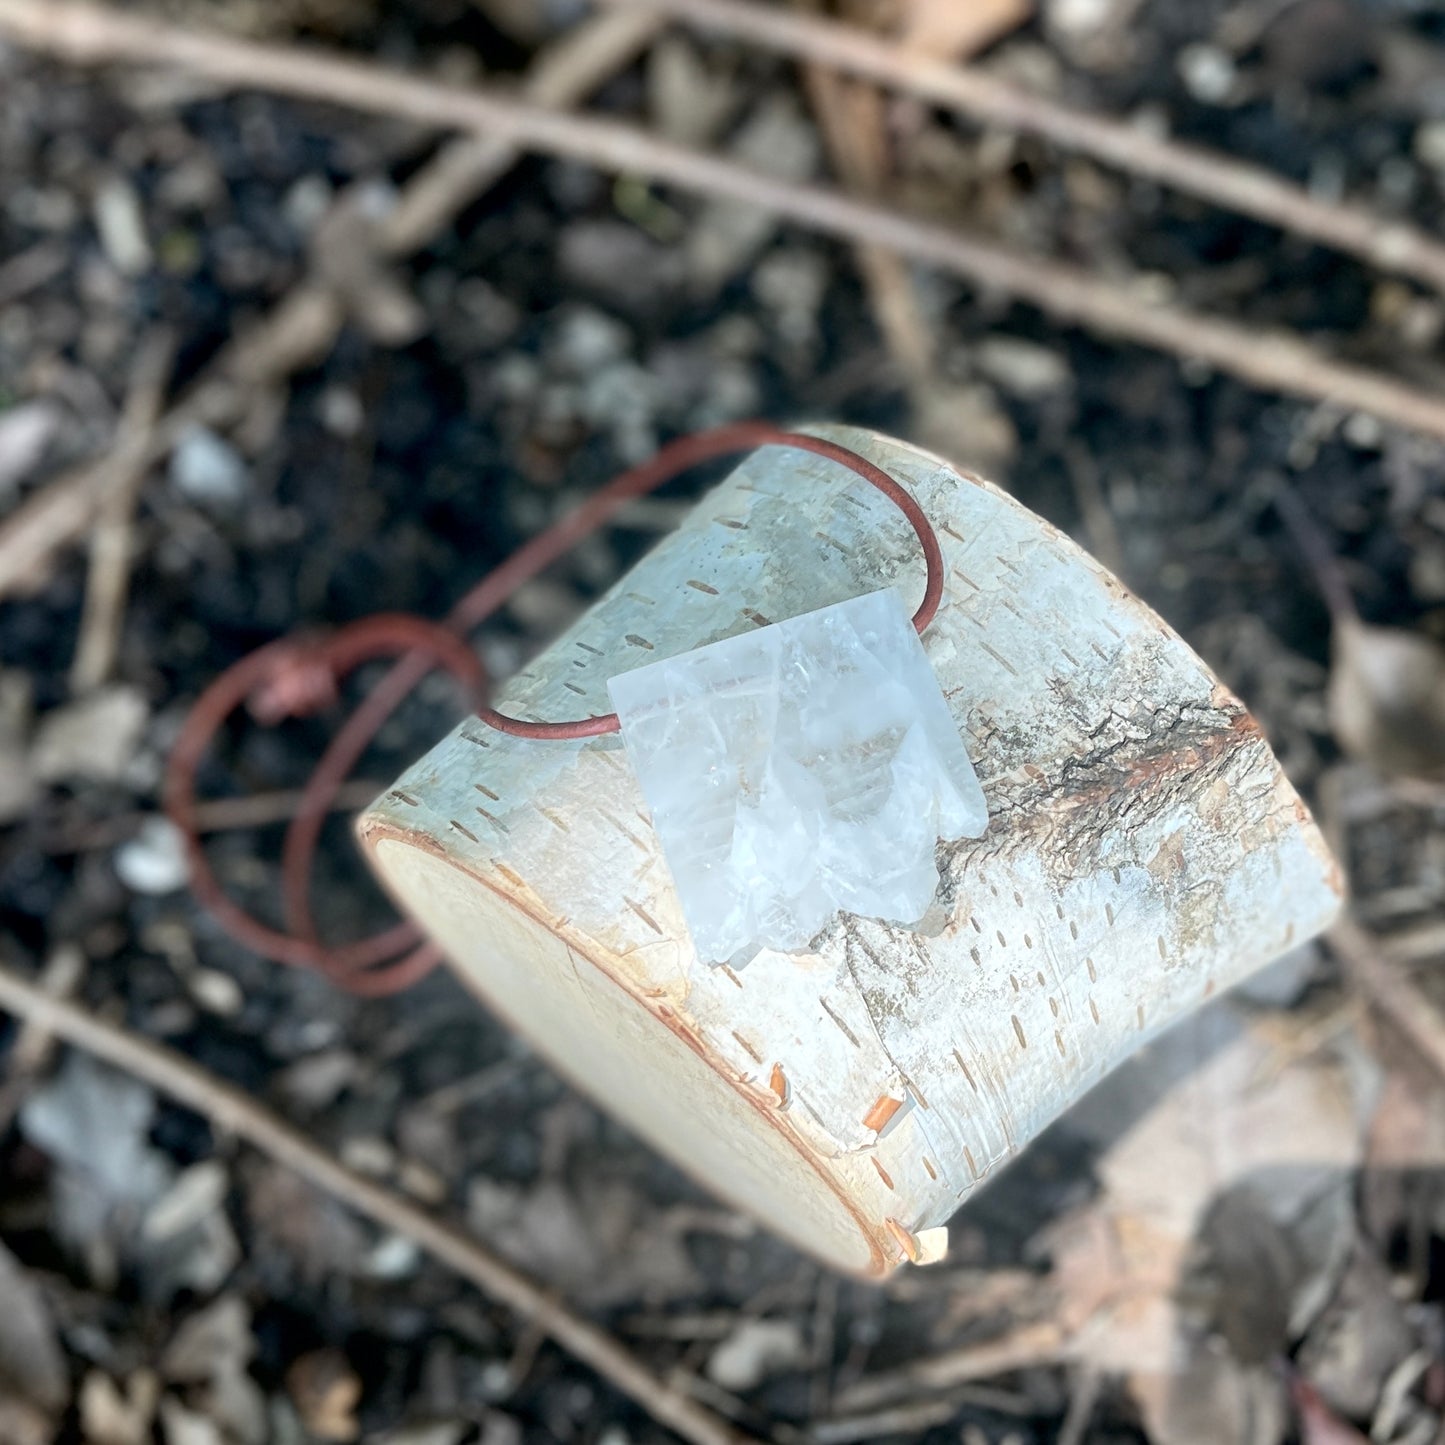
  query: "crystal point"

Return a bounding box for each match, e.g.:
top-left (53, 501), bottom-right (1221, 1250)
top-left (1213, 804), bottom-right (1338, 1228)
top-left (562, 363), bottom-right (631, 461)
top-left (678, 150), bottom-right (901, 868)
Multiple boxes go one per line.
top-left (608, 588), bottom-right (988, 962)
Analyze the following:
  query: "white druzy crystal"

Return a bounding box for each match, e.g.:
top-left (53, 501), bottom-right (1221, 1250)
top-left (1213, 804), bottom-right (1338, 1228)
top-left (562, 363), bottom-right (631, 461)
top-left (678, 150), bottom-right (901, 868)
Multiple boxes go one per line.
top-left (608, 587), bottom-right (989, 963)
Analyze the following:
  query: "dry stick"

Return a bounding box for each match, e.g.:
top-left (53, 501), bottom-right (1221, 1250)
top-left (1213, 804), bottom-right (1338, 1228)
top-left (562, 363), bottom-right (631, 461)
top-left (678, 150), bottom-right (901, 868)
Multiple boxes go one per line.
top-left (0, 961), bottom-right (750, 1445)
top-left (41, 779), bottom-right (387, 855)
top-left (0, 945), bottom-right (85, 1133)
top-left (800, 0), bottom-right (1028, 445)
top-left (1, 1), bottom-right (1442, 444)
top-left (0, 379), bottom-right (229, 600)
top-left (1330, 918), bottom-right (1445, 1085)
top-left (811, 1398), bottom-right (963, 1445)
top-left (69, 331), bottom-right (175, 692)
top-left (379, 5), bottom-right (664, 257)
top-left (802, 57), bottom-right (939, 392)
top-left (831, 1319), bottom-right (1068, 1413)
top-left (0, 6), bottom-right (663, 602)
top-left (592, 0), bottom-right (1445, 296)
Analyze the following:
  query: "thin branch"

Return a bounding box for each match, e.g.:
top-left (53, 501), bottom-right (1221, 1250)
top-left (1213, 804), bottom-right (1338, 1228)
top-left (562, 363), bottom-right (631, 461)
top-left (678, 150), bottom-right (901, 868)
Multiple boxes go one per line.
top-left (812, 1397), bottom-right (963, 1444)
top-left (1, 0), bottom-right (1442, 446)
top-left (0, 945), bottom-right (85, 1133)
top-left (592, 0), bottom-right (1445, 297)
top-left (40, 779), bottom-right (387, 855)
top-left (832, 1319), bottom-right (1068, 1413)
top-left (803, 55), bottom-right (940, 391)
top-left (0, 960), bottom-right (751, 1445)
top-left (378, 6), bottom-right (664, 257)
top-left (69, 330), bottom-right (175, 692)
top-left (1272, 480), bottom-right (1358, 622)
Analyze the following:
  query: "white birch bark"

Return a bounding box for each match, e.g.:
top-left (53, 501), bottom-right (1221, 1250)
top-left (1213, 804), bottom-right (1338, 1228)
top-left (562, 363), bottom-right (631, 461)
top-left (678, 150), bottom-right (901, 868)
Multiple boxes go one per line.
top-left (360, 425), bottom-right (1343, 1276)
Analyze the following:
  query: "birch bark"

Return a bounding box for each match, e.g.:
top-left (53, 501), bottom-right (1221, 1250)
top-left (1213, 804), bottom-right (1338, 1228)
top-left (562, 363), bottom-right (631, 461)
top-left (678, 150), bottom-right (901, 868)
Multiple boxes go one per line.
top-left (361, 426), bottom-right (1342, 1276)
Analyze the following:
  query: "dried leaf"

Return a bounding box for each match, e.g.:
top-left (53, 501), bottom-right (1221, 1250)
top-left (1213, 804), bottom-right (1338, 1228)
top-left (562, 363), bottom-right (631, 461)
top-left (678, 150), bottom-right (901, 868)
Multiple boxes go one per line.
top-left (1130, 1350), bottom-right (1286, 1445)
top-left (158, 1397), bottom-right (225, 1445)
top-left (286, 1349), bottom-right (361, 1443)
top-left (1275, 484), bottom-right (1445, 781)
top-left (19, 1053), bottom-right (175, 1253)
top-left (0, 1398), bottom-right (54, 1445)
top-left (1047, 1000), bottom-right (1378, 1438)
top-left (706, 1319), bottom-right (807, 1392)
top-left (899, 0), bottom-right (1033, 58)
top-left (0, 400), bottom-right (61, 497)
top-left (29, 685), bottom-right (149, 786)
top-left (1295, 1247), bottom-right (1416, 1421)
top-left (161, 1296), bottom-right (255, 1385)
top-left (1329, 617), bottom-right (1445, 780)
top-left (80, 1371), bottom-right (159, 1445)
top-left (647, 35), bottom-right (738, 147)
top-left (161, 1296), bottom-right (267, 1445)
top-left (0, 1240), bottom-right (67, 1412)
top-left (1289, 1375), bottom-right (1371, 1445)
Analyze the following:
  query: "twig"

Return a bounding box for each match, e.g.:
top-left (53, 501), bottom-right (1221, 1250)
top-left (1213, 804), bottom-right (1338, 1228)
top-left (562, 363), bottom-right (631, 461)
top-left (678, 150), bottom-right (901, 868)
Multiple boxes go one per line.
top-left (808, 1269), bottom-right (840, 1420)
top-left (1272, 479), bottom-right (1358, 622)
top-left (379, 6), bottom-right (664, 257)
top-left (591, 0), bottom-right (1445, 297)
top-left (1378, 917), bottom-right (1445, 963)
top-left (802, 50), bottom-right (939, 391)
top-left (0, 944), bottom-right (86, 1133)
top-left (1330, 917), bottom-right (1445, 1086)
top-left (69, 331), bottom-right (175, 692)
top-left (832, 1319), bottom-right (1068, 1412)
top-left (1064, 444), bottom-right (1126, 581)
top-left (812, 1397), bottom-right (963, 1443)
top-left (1, 0), bottom-right (1442, 445)
top-left (0, 382), bottom-right (218, 600)
top-left (0, 6), bottom-right (662, 603)
top-left (41, 779), bottom-right (386, 855)
top-left (0, 960), bottom-right (750, 1445)
top-left (1056, 1365), bottom-right (1102, 1445)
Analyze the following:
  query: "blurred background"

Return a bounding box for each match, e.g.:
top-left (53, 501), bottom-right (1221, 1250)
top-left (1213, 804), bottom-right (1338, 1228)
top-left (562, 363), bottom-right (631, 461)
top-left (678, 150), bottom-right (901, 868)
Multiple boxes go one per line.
top-left (2, 0), bottom-right (1444, 1442)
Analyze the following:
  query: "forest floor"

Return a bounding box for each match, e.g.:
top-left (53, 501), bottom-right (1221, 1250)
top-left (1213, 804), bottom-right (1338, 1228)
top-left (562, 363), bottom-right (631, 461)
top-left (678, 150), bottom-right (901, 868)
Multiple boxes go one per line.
top-left (2, 0), bottom-right (1445, 1442)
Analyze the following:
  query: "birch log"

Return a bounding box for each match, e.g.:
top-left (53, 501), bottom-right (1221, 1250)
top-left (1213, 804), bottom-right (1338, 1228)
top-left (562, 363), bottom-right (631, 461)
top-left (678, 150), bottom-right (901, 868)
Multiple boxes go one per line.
top-left (360, 426), bottom-right (1343, 1277)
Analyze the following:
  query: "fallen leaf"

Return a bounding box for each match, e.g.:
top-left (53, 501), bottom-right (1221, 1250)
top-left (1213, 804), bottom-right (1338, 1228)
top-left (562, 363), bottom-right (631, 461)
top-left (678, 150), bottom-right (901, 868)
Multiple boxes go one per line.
top-left (1046, 999), bottom-right (1379, 1442)
top-left (161, 1296), bottom-right (255, 1385)
top-left (1135, 1349), bottom-right (1286, 1445)
top-left (1328, 616), bottom-right (1445, 780)
top-left (647, 35), bottom-right (738, 147)
top-left (29, 685), bottom-right (149, 785)
top-left (0, 1398), bottom-right (54, 1445)
top-left (243, 1161), bottom-right (370, 1283)
top-left (1274, 484), bottom-right (1445, 780)
top-left (1295, 1246), bottom-right (1416, 1421)
top-left (161, 1296), bottom-right (268, 1445)
top-left (706, 1319), bottom-right (807, 1392)
top-left (1289, 1374), bottom-right (1371, 1445)
top-left (286, 1349), bottom-right (362, 1443)
top-left (0, 1239), bottom-right (67, 1412)
top-left (80, 1371), bottom-right (159, 1445)
top-left (685, 96), bottom-right (820, 297)
top-left (158, 1397), bottom-right (225, 1445)
top-left (465, 1176), bottom-right (699, 1307)
top-left (0, 400), bottom-right (61, 497)
top-left (19, 1053), bottom-right (175, 1260)
top-left (899, 0), bottom-right (1033, 57)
